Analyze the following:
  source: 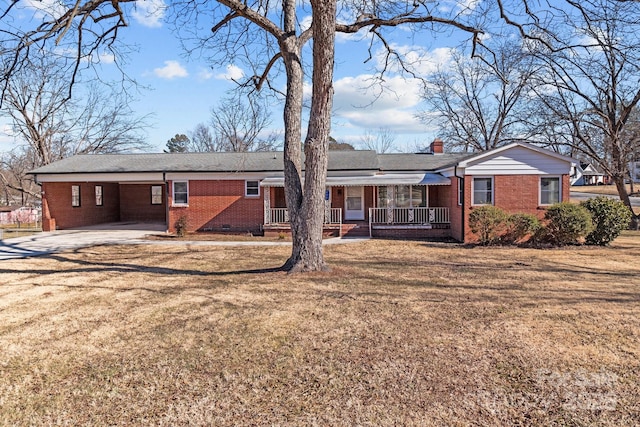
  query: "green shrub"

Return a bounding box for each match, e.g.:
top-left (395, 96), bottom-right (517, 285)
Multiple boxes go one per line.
top-left (503, 213), bottom-right (541, 244)
top-left (543, 202), bottom-right (593, 245)
top-left (469, 206), bottom-right (509, 245)
top-left (175, 215), bottom-right (188, 237)
top-left (581, 196), bottom-right (632, 246)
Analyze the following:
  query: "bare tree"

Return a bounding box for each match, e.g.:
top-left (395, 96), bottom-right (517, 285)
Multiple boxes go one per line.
top-left (210, 94), bottom-right (280, 152)
top-left (360, 127), bottom-right (396, 153)
top-left (526, 0), bottom-right (640, 226)
top-left (1, 55), bottom-right (149, 166)
top-left (188, 123), bottom-right (218, 152)
top-left (420, 39), bottom-right (539, 153)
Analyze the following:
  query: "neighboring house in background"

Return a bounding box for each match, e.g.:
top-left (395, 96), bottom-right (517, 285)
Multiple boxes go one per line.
top-left (629, 158), bottom-right (640, 183)
top-left (29, 140), bottom-right (575, 243)
top-left (571, 162), bottom-right (608, 186)
top-left (0, 206), bottom-right (40, 225)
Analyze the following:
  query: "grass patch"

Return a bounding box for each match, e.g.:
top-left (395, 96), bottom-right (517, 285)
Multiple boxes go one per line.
top-left (1, 233), bottom-right (639, 425)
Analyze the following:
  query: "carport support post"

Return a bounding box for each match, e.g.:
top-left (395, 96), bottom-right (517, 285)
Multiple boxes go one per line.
top-left (263, 185), bottom-right (271, 225)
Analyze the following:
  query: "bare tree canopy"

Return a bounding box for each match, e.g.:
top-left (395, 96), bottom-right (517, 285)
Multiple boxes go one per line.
top-left (522, 0), bottom-right (640, 225)
top-left (209, 94), bottom-right (280, 152)
top-left (420, 38), bottom-right (539, 153)
top-left (360, 127), bottom-right (396, 153)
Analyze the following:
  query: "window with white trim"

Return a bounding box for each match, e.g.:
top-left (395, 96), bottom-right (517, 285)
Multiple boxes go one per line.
top-left (71, 185), bottom-right (81, 207)
top-left (472, 177), bottom-right (493, 205)
top-left (458, 177), bottom-right (464, 206)
top-left (95, 185), bottom-right (103, 206)
top-left (376, 185), bottom-right (427, 208)
top-left (173, 181), bottom-right (188, 205)
top-left (245, 180), bottom-right (260, 197)
top-left (151, 185), bottom-right (163, 205)
top-left (540, 176), bottom-right (561, 205)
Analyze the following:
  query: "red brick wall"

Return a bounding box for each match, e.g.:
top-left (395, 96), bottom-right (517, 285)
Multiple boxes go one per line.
top-left (447, 178), bottom-right (464, 242)
top-left (463, 174), bottom-right (571, 243)
top-left (41, 182), bottom-right (120, 230)
top-left (167, 180), bottom-right (264, 233)
top-left (119, 184), bottom-right (166, 222)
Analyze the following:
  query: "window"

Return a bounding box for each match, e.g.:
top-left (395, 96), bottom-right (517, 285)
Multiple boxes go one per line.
top-left (540, 177), bottom-right (561, 205)
top-left (377, 185), bottom-right (427, 208)
top-left (71, 185), bottom-right (81, 207)
top-left (458, 177), bottom-right (464, 206)
top-left (95, 185), bottom-right (103, 206)
top-left (151, 185), bottom-right (163, 205)
top-left (173, 181), bottom-right (188, 205)
top-left (245, 180), bottom-right (260, 197)
top-left (472, 177), bottom-right (493, 205)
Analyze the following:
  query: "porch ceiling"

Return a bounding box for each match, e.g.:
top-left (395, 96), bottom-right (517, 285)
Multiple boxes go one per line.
top-left (260, 173), bottom-right (450, 187)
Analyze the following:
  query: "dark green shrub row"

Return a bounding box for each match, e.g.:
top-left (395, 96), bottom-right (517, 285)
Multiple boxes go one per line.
top-left (469, 198), bottom-right (631, 246)
top-left (469, 206), bottom-right (540, 245)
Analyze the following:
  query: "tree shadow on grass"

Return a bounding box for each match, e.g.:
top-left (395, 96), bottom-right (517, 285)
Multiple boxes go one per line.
top-left (0, 248), bottom-right (287, 278)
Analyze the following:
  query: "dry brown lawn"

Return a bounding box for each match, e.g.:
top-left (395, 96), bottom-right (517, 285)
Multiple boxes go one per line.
top-left (1, 233), bottom-right (639, 426)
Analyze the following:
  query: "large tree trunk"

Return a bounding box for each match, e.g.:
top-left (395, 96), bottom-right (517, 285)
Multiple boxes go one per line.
top-left (282, 0), bottom-right (337, 273)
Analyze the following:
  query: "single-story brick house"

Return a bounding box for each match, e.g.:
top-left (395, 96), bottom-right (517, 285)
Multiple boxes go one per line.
top-left (29, 140), bottom-right (575, 242)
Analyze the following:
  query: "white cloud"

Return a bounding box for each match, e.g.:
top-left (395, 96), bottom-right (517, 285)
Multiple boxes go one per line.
top-left (197, 68), bottom-right (214, 80)
top-left (332, 74), bottom-right (426, 133)
top-left (215, 64), bottom-right (244, 81)
top-left (375, 45), bottom-right (455, 76)
top-left (153, 60), bottom-right (188, 79)
top-left (22, 0), bottom-right (65, 19)
top-left (132, 0), bottom-right (166, 28)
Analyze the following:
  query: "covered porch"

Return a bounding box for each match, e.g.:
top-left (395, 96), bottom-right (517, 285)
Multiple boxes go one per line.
top-left (260, 173), bottom-right (452, 237)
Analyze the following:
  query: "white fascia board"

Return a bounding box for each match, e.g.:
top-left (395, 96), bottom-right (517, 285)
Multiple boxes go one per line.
top-left (457, 142), bottom-right (576, 168)
top-left (164, 172), bottom-right (280, 181)
top-left (35, 172), bottom-right (164, 183)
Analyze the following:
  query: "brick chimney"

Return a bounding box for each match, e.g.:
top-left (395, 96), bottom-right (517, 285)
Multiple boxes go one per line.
top-left (430, 138), bottom-right (444, 154)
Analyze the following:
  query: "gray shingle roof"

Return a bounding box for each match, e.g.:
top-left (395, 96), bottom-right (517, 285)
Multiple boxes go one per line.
top-left (30, 150), bottom-right (467, 175)
top-left (377, 153), bottom-right (474, 171)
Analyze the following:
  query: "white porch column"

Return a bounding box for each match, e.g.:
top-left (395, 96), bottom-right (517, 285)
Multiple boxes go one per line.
top-left (263, 186), bottom-right (271, 225)
top-left (324, 187), bottom-right (331, 223)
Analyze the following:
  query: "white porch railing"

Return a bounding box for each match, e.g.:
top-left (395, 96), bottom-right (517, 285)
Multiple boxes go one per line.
top-left (369, 207), bottom-right (450, 225)
top-left (266, 208), bottom-right (342, 225)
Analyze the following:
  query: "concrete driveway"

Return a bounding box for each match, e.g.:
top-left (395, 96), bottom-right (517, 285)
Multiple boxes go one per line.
top-left (0, 222), bottom-right (166, 261)
top-left (0, 222), bottom-right (368, 261)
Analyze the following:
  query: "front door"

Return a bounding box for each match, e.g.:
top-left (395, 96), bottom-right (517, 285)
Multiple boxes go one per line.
top-left (344, 186), bottom-right (365, 220)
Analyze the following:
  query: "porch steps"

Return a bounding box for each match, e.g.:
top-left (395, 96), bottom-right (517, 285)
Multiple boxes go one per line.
top-left (341, 223), bottom-right (369, 237)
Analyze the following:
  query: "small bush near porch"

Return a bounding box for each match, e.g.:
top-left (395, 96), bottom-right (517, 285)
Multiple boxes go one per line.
top-left (1, 233), bottom-right (639, 425)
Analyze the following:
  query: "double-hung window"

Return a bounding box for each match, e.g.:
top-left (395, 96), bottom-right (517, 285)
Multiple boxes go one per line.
top-left (151, 185), bottom-right (163, 205)
top-left (540, 177), bottom-right (561, 205)
top-left (472, 177), bottom-right (493, 205)
top-left (245, 180), bottom-right (260, 197)
top-left (173, 181), bottom-right (188, 205)
top-left (71, 185), bottom-right (81, 207)
top-left (95, 185), bottom-right (103, 206)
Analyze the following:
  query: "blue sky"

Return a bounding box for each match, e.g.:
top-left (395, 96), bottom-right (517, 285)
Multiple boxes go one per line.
top-left (0, 1), bottom-right (476, 154)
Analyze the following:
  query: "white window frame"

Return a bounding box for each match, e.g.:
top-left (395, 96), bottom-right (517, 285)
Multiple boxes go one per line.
top-left (151, 185), bottom-right (163, 205)
top-left (172, 181), bottom-right (189, 206)
top-left (458, 177), bottom-right (464, 206)
top-left (539, 176), bottom-right (561, 206)
top-left (245, 180), bottom-right (260, 197)
top-left (95, 185), bottom-right (103, 206)
top-left (472, 176), bottom-right (494, 206)
top-left (71, 185), bottom-right (81, 207)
